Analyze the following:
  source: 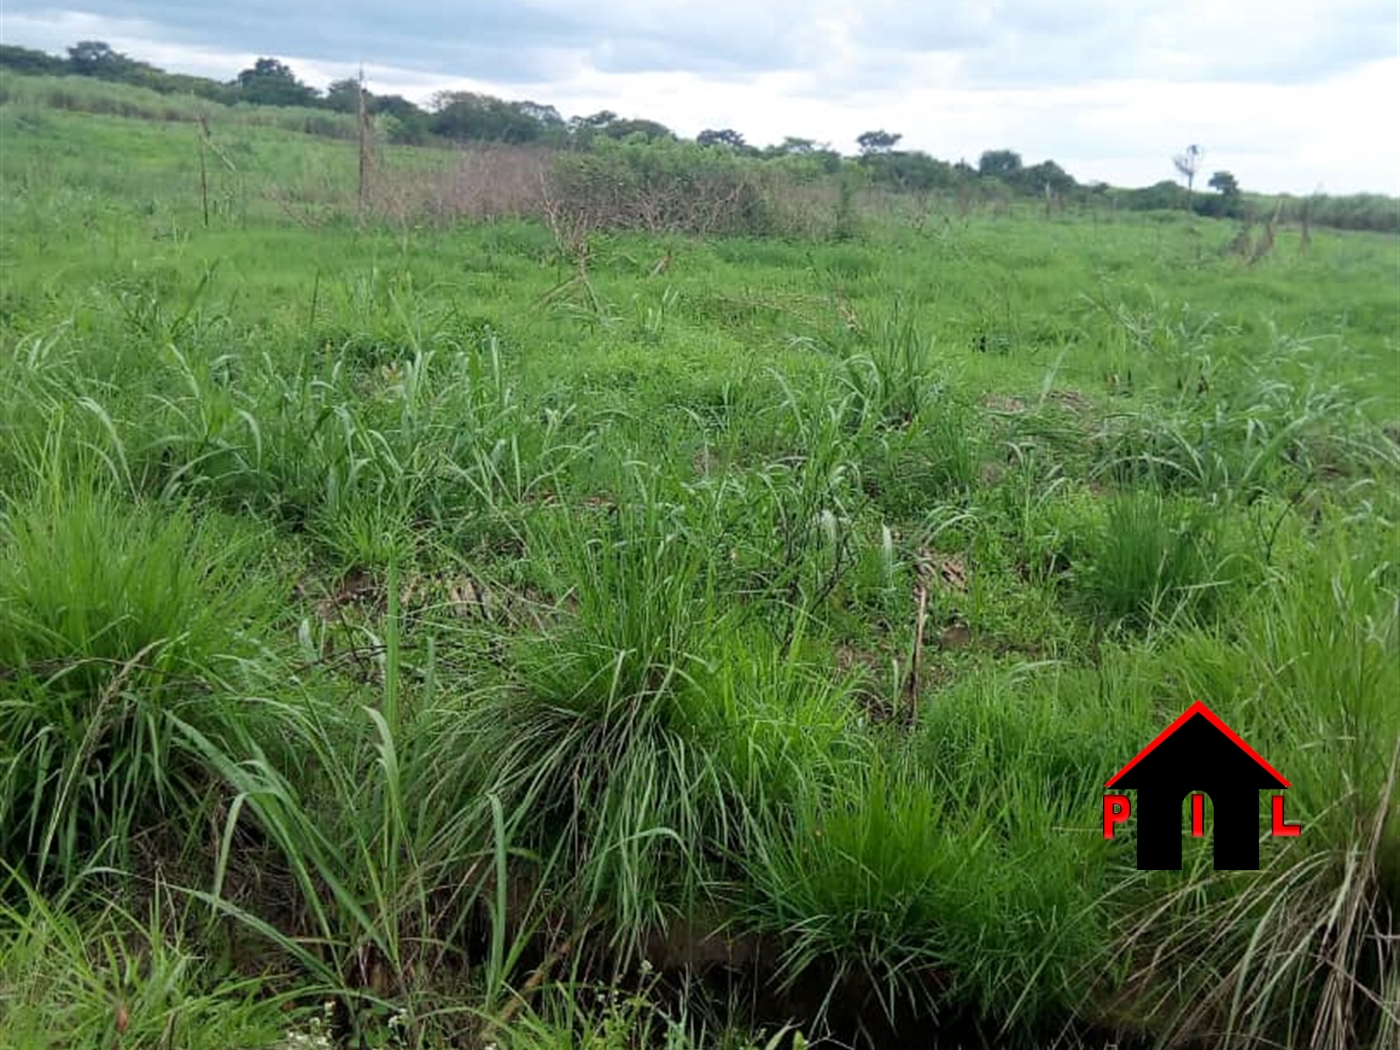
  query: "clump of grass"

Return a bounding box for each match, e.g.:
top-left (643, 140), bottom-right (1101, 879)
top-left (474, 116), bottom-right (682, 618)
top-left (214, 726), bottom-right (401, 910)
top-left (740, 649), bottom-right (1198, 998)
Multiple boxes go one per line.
top-left (183, 690), bottom-right (498, 1048)
top-left (835, 301), bottom-right (940, 431)
top-left (740, 757), bottom-right (954, 1025)
top-left (983, 457), bottom-right (1100, 585)
top-left (449, 475), bottom-right (873, 970)
top-left (1107, 527), bottom-right (1400, 1050)
top-left (1077, 488), bottom-right (1242, 630)
top-left (1095, 332), bottom-right (1400, 503)
top-left (0, 466), bottom-right (280, 883)
top-left (179, 557), bottom-right (530, 1050)
top-left (685, 616), bottom-right (868, 807)
top-left (813, 301), bottom-right (981, 517)
top-left (457, 476), bottom-right (733, 955)
top-left (509, 471), bottom-right (724, 716)
top-left (741, 749), bottom-right (1110, 1042)
top-left (501, 971), bottom-right (803, 1050)
top-left (859, 398), bottom-right (980, 519)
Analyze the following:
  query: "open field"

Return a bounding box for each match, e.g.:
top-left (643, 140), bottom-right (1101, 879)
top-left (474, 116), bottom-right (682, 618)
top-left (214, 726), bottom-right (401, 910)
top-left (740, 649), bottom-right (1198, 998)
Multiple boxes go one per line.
top-left (2, 103), bottom-right (1399, 1049)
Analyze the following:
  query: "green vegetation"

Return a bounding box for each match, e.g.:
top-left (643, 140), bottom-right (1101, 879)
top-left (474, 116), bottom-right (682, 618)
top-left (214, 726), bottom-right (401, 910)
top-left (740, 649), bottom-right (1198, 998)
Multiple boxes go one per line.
top-left (1, 90), bottom-right (1397, 1050)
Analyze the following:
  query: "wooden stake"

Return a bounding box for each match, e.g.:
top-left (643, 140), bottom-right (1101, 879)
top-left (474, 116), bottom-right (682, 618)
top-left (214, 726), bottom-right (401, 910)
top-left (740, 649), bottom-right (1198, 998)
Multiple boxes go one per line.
top-left (197, 114), bottom-right (211, 228)
top-left (357, 64), bottom-right (369, 226)
top-left (906, 581), bottom-right (929, 728)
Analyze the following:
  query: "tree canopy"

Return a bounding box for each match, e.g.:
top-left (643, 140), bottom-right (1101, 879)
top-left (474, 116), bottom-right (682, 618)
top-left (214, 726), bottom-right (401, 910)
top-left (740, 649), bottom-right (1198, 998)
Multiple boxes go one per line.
top-left (857, 130), bottom-right (902, 155)
top-left (1208, 170), bottom-right (1240, 198)
top-left (698, 128), bottom-right (748, 151)
top-left (67, 41), bottom-right (137, 78)
top-left (236, 58), bottom-right (319, 107)
top-left (978, 149), bottom-right (1024, 181)
top-left (323, 78), bottom-right (364, 114)
top-left (428, 91), bottom-right (567, 144)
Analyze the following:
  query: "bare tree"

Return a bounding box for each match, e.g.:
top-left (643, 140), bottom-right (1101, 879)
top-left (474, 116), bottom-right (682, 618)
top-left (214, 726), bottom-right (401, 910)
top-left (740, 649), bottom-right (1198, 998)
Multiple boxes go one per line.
top-left (1173, 144), bottom-right (1204, 204)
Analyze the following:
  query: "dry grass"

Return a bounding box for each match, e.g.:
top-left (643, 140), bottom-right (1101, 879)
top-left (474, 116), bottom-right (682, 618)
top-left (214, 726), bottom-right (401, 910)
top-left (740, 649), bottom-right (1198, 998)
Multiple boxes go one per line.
top-left (370, 144), bottom-right (550, 228)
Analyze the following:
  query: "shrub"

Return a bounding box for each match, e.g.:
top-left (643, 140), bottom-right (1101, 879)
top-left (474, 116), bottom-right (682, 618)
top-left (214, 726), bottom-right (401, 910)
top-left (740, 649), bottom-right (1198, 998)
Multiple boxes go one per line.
top-left (547, 137), bottom-right (777, 236)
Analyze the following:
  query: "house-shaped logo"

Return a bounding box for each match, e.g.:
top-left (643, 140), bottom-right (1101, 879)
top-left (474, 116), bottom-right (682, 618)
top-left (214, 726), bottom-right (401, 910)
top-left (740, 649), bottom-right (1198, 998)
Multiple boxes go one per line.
top-left (1103, 701), bottom-right (1300, 870)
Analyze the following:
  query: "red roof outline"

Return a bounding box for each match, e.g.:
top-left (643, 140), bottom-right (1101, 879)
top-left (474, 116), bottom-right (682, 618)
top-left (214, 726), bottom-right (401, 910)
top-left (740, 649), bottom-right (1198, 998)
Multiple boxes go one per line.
top-left (1105, 700), bottom-right (1291, 789)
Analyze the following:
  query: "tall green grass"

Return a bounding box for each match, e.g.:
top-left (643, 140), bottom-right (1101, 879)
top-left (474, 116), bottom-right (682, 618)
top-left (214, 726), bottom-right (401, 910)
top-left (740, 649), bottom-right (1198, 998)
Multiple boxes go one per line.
top-left (0, 454), bottom-right (282, 884)
top-left (0, 873), bottom-right (290, 1050)
top-left (1108, 525), bottom-right (1400, 1049)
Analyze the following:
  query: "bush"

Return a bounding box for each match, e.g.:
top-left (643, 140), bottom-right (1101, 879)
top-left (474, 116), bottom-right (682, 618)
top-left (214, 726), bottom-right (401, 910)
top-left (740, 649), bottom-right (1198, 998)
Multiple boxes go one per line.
top-left (547, 137), bottom-right (778, 236)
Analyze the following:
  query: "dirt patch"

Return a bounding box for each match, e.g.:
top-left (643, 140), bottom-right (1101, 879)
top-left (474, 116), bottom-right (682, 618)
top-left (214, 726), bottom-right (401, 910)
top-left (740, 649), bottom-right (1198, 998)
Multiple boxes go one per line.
top-left (836, 642), bottom-right (893, 722)
top-left (915, 549), bottom-right (969, 594)
top-left (1045, 388), bottom-right (1094, 412)
top-left (295, 568), bottom-right (382, 620)
top-left (937, 622), bottom-right (973, 650)
top-left (982, 394), bottom-right (1027, 414)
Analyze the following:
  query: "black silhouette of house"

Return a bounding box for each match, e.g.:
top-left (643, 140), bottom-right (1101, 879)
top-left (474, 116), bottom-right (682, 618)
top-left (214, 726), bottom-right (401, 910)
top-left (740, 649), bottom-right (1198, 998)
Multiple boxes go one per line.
top-left (1106, 701), bottom-right (1290, 870)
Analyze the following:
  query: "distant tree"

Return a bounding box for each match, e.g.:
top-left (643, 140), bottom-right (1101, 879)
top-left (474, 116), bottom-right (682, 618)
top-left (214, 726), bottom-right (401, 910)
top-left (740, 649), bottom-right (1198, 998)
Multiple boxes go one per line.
top-left (1123, 180), bottom-right (1187, 212)
top-left (697, 128), bottom-right (748, 150)
top-left (324, 78), bottom-right (365, 113)
top-left (1193, 170), bottom-right (1244, 219)
top-left (862, 149), bottom-right (956, 191)
top-left (160, 71), bottom-right (237, 104)
top-left (566, 110), bottom-right (616, 147)
top-left (518, 101), bottom-right (569, 145)
top-left (374, 94), bottom-right (432, 143)
top-left (978, 149), bottom-right (1024, 181)
top-left (0, 44), bottom-right (68, 76)
top-left (1208, 170), bottom-right (1240, 198)
top-left (1022, 159), bottom-right (1076, 194)
top-left (573, 110), bottom-right (618, 130)
top-left (763, 137), bottom-right (841, 169)
top-left (559, 109), bottom-right (672, 145)
top-left (428, 92), bottom-right (566, 143)
top-left (857, 130), bottom-right (902, 155)
top-left (67, 40), bottom-right (136, 78)
top-left (431, 91), bottom-right (539, 142)
top-left (1173, 144), bottom-right (1204, 196)
top-left (322, 78), bottom-right (366, 113)
top-left (236, 57), bottom-right (319, 107)
top-left (375, 94), bottom-right (424, 120)
top-left (602, 117), bottom-right (674, 142)
top-left (516, 100), bottom-right (564, 127)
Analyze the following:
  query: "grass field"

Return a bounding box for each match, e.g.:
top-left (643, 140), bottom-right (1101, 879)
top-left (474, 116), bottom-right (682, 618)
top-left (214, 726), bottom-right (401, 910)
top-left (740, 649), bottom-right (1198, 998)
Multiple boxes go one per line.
top-left (1, 101), bottom-right (1398, 1050)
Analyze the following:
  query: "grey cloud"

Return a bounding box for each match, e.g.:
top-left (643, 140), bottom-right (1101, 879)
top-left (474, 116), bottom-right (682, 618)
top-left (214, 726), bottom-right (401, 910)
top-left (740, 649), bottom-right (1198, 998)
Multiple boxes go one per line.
top-left (849, 0), bottom-right (1398, 87)
top-left (4, 0), bottom-right (1396, 94)
top-left (6, 1), bottom-right (600, 82)
top-left (5, 0), bottom-right (822, 82)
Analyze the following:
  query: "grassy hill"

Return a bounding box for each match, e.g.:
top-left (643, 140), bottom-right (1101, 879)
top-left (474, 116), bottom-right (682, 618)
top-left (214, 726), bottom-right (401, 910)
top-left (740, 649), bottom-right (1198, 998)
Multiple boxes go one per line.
top-left (1, 102), bottom-right (1398, 1050)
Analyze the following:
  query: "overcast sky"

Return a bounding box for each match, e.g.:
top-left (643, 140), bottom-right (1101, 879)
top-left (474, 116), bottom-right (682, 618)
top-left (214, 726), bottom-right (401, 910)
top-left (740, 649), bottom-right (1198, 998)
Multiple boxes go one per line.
top-left (3, 2), bottom-right (1398, 195)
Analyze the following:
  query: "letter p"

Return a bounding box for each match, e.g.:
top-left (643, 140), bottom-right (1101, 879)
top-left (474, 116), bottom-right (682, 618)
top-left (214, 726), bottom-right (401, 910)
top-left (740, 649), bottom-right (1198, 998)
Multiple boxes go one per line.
top-left (1103, 794), bottom-right (1131, 838)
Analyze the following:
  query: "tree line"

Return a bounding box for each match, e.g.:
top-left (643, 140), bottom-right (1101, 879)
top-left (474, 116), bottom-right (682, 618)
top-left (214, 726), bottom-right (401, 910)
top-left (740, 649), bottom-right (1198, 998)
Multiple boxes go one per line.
top-left (5, 39), bottom-right (1390, 231)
